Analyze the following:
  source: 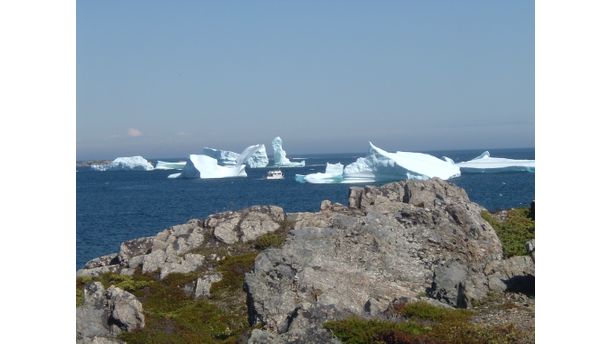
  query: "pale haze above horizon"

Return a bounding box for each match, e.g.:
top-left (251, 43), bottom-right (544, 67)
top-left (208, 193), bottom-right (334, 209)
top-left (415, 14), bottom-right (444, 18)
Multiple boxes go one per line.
top-left (77, 0), bottom-right (534, 160)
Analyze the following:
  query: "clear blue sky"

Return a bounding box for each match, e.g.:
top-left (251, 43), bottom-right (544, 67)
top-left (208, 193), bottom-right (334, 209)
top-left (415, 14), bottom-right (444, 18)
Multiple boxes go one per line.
top-left (77, 0), bottom-right (534, 160)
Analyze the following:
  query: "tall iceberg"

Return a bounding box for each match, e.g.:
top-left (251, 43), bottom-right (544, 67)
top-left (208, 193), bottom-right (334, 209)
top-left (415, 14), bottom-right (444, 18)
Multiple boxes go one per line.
top-left (271, 136), bottom-right (305, 167)
top-left (169, 144), bottom-right (264, 179)
top-left (202, 145), bottom-right (269, 168)
top-left (296, 142), bottom-right (460, 184)
top-left (154, 161), bottom-right (187, 170)
top-left (456, 151), bottom-right (535, 173)
top-left (92, 156), bottom-right (154, 171)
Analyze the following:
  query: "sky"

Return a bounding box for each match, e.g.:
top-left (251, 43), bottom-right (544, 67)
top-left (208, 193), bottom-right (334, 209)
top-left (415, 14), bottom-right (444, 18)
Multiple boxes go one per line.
top-left (77, 0), bottom-right (534, 160)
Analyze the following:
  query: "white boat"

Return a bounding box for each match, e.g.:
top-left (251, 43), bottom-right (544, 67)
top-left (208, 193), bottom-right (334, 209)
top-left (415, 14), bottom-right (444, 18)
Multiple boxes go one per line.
top-left (266, 170), bottom-right (284, 180)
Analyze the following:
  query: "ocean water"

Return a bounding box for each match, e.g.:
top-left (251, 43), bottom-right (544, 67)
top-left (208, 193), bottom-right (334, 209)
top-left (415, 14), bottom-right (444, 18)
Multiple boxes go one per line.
top-left (76, 148), bottom-right (534, 269)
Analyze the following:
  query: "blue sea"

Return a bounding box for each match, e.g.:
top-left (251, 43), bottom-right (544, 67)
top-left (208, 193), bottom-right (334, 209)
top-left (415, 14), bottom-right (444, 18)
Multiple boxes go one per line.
top-left (77, 148), bottom-right (534, 269)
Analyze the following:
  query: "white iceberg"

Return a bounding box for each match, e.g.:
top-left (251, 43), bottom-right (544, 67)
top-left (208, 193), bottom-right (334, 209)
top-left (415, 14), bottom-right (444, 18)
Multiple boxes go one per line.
top-left (202, 147), bottom-right (240, 165)
top-left (296, 142), bottom-right (460, 184)
top-left (456, 151), bottom-right (535, 173)
top-left (272, 137), bottom-right (305, 167)
top-left (295, 163), bottom-right (344, 184)
top-left (169, 144), bottom-right (263, 179)
top-left (202, 145), bottom-right (269, 168)
top-left (154, 160), bottom-right (187, 170)
top-left (92, 156), bottom-right (154, 171)
top-left (246, 144), bottom-right (269, 168)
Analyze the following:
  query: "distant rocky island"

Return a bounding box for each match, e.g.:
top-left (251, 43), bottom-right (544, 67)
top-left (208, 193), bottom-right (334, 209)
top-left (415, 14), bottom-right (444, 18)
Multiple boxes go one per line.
top-left (76, 178), bottom-right (535, 344)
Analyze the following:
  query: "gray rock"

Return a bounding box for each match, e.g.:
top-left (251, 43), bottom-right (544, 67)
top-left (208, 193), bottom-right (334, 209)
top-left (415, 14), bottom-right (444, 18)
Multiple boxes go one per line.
top-left (77, 283), bottom-right (144, 341)
top-left (77, 336), bottom-right (125, 344)
top-left (429, 261), bottom-right (469, 308)
top-left (485, 255), bottom-right (535, 294)
top-left (206, 205), bottom-right (286, 244)
top-left (84, 254), bottom-right (119, 269)
top-left (134, 221), bottom-right (208, 279)
top-left (194, 273), bottom-right (223, 298)
top-left (77, 265), bottom-right (122, 278)
top-left (77, 283), bottom-right (111, 340)
top-left (118, 236), bottom-right (154, 265)
top-left (526, 239), bottom-right (535, 261)
top-left (208, 212), bottom-right (242, 244)
top-left (245, 179), bottom-right (504, 338)
top-left (106, 286), bottom-right (145, 333)
top-left (248, 329), bottom-right (279, 344)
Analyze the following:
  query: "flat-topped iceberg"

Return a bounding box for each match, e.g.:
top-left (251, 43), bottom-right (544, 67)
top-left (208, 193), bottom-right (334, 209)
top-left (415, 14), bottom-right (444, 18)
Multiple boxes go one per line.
top-left (456, 151), bottom-right (535, 173)
top-left (92, 156), bottom-right (154, 171)
top-left (202, 145), bottom-right (269, 168)
top-left (154, 161), bottom-right (187, 170)
top-left (296, 142), bottom-right (460, 184)
top-left (272, 136), bottom-right (305, 167)
top-left (169, 144), bottom-right (263, 179)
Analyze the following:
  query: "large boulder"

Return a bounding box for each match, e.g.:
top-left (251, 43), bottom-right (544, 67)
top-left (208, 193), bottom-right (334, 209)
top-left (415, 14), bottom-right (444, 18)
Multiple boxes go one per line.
top-left (245, 178), bottom-right (503, 339)
top-left (106, 286), bottom-right (145, 332)
top-left (76, 282), bottom-right (144, 343)
top-left (205, 205), bottom-right (286, 244)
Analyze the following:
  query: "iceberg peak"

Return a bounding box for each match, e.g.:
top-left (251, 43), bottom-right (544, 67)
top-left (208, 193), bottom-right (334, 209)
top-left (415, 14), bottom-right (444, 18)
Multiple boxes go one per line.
top-left (271, 137), bottom-right (305, 167)
top-left (202, 144), bottom-right (269, 168)
top-left (474, 151), bottom-right (491, 160)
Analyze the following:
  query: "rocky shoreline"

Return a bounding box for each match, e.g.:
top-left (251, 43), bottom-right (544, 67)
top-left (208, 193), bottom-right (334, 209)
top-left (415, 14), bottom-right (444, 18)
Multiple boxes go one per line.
top-left (76, 178), bottom-right (535, 343)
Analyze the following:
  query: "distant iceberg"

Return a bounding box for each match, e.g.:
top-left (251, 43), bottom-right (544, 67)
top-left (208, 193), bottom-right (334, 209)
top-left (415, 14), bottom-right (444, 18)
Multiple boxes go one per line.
top-left (202, 145), bottom-right (269, 168)
top-left (247, 144), bottom-right (269, 168)
top-left (154, 161), bottom-right (187, 170)
top-left (92, 156), bottom-right (154, 171)
top-left (169, 144), bottom-right (263, 179)
top-left (296, 142), bottom-right (460, 184)
top-left (456, 151), bottom-right (535, 173)
top-left (202, 147), bottom-right (240, 165)
top-left (271, 136), bottom-right (305, 167)
top-left (295, 163), bottom-right (344, 184)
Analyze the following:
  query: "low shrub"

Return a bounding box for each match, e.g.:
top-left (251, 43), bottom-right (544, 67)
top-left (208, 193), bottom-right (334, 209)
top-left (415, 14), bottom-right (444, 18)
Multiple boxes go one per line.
top-left (482, 208), bottom-right (535, 257)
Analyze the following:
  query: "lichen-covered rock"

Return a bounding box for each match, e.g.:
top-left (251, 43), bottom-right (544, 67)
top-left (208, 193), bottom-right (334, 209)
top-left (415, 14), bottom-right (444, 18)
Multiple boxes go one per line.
top-left (118, 237), bottom-right (154, 265)
top-left (77, 264), bottom-right (122, 278)
top-left (76, 283), bottom-right (144, 343)
top-left (106, 286), bottom-right (145, 333)
top-left (206, 205), bottom-right (286, 244)
top-left (194, 273), bottom-right (223, 298)
top-left (84, 254), bottom-right (119, 269)
top-left (246, 179), bottom-right (503, 338)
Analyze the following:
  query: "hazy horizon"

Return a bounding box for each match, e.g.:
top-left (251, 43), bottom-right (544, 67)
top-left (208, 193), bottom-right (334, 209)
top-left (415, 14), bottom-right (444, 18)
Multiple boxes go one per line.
top-left (77, 1), bottom-right (534, 161)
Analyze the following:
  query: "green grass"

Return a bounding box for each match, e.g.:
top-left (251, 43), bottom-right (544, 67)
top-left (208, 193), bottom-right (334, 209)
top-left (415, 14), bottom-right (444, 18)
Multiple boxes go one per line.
top-left (254, 232), bottom-right (285, 250)
top-left (398, 301), bottom-right (472, 322)
top-left (117, 252), bottom-right (262, 344)
top-left (118, 270), bottom-right (251, 344)
top-left (481, 208), bottom-right (535, 257)
top-left (324, 317), bottom-right (426, 344)
top-left (325, 301), bottom-right (523, 344)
